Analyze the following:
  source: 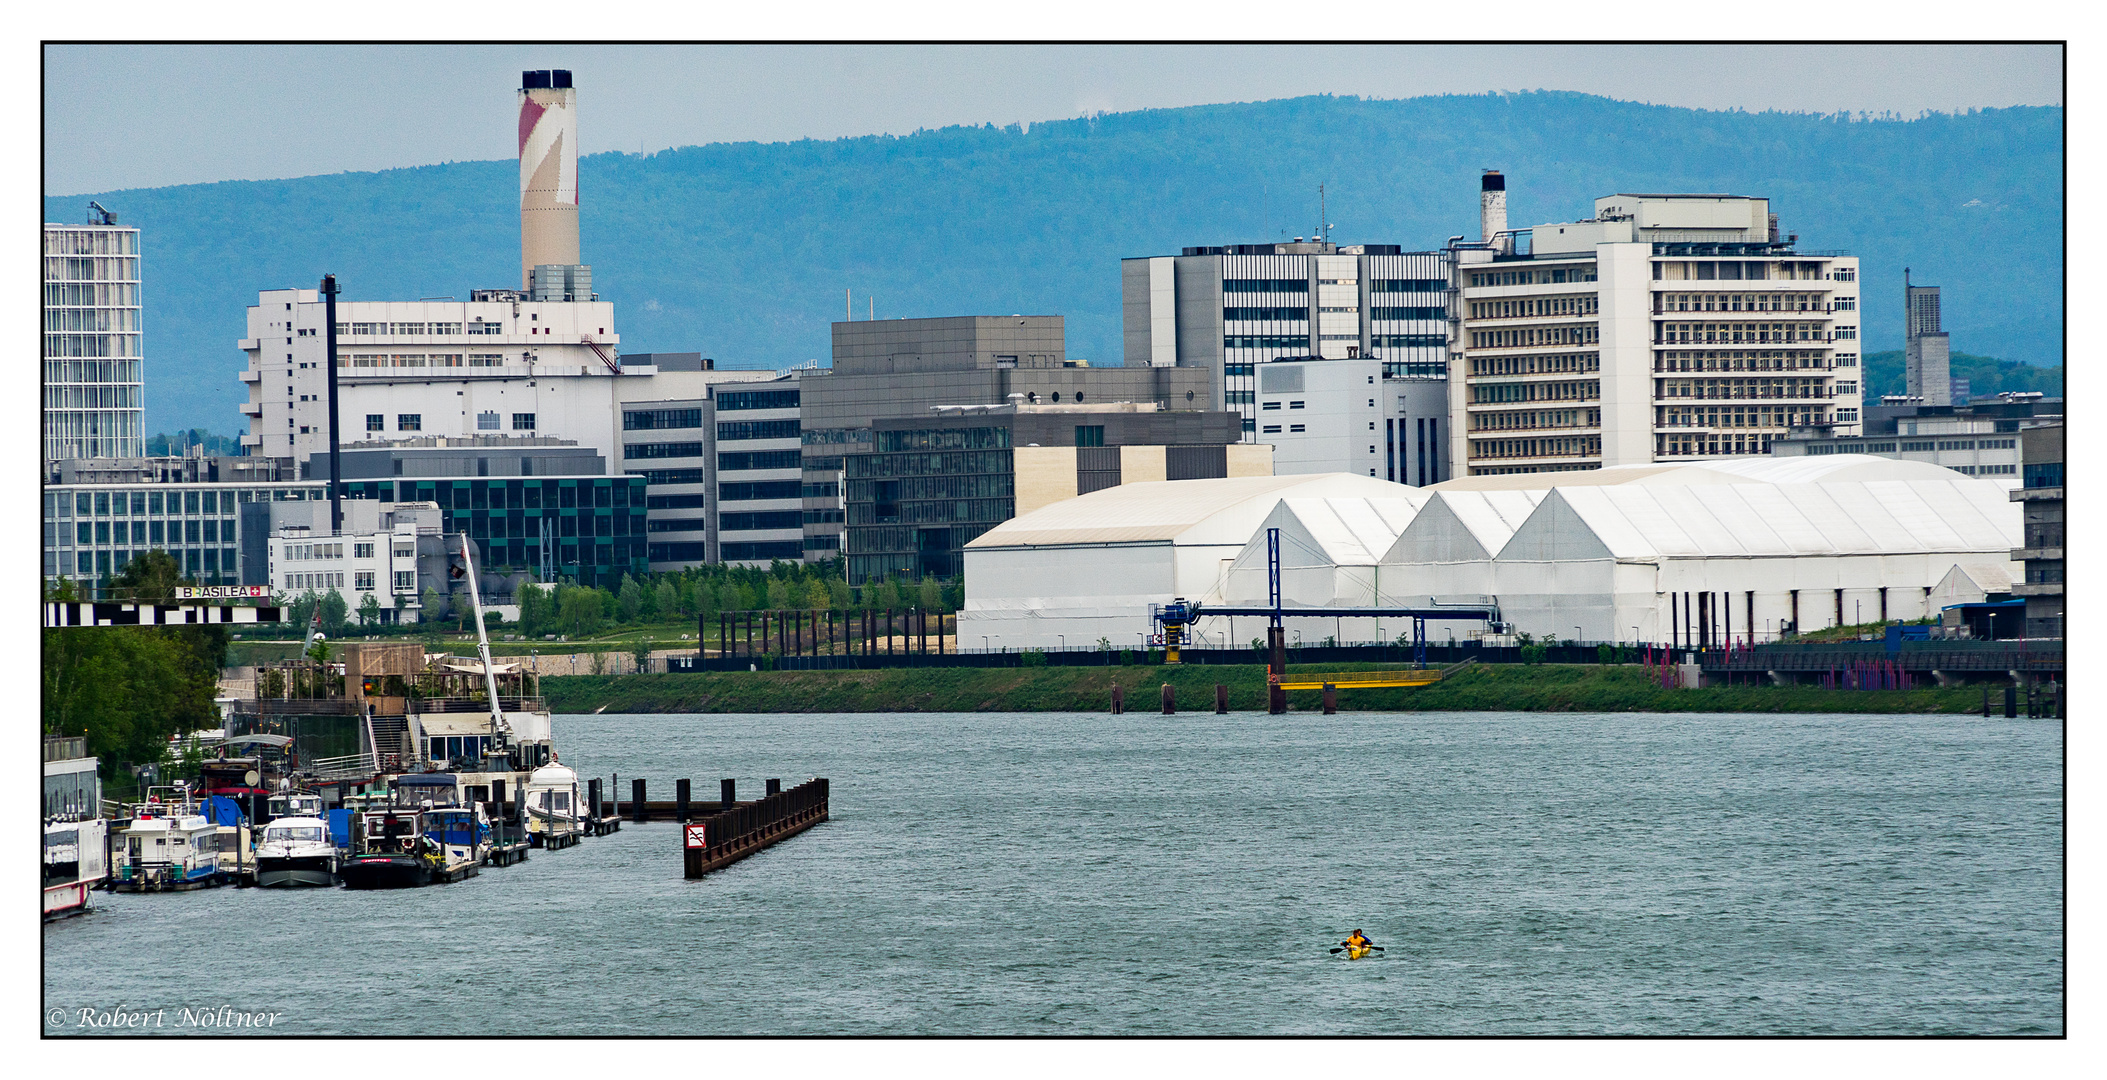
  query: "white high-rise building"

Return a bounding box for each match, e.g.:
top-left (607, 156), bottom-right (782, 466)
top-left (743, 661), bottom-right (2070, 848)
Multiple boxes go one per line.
top-left (44, 207), bottom-right (145, 460)
top-left (1120, 242), bottom-right (1452, 481)
top-left (1450, 190), bottom-right (1862, 475)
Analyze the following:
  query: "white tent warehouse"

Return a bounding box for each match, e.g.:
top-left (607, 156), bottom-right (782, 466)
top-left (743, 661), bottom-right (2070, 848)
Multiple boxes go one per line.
top-left (956, 456), bottom-right (2021, 650)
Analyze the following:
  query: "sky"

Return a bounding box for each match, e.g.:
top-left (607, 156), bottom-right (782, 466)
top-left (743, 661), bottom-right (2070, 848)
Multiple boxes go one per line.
top-left (43, 44), bottom-right (2065, 195)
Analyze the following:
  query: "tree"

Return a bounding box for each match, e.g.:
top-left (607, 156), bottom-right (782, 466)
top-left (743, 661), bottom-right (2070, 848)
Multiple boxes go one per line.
top-left (765, 578), bottom-right (792, 611)
top-left (559, 586), bottom-right (604, 637)
top-left (318, 590), bottom-right (350, 632)
top-left (918, 577), bottom-right (942, 612)
top-left (827, 578), bottom-right (852, 610)
top-left (631, 639), bottom-right (653, 674)
top-left (420, 586), bottom-right (442, 624)
top-left (654, 579), bottom-right (678, 621)
top-left (358, 591), bottom-right (382, 627)
top-left (616, 575), bottom-right (643, 622)
top-left (517, 582), bottom-right (550, 636)
top-left (804, 578), bottom-right (831, 610)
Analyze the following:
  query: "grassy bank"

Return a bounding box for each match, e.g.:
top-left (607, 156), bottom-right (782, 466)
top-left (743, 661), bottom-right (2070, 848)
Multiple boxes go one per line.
top-left (540, 662), bottom-right (1988, 715)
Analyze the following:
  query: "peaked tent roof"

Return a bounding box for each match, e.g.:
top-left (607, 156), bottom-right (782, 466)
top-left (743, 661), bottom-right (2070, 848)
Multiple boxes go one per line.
top-left (1429, 454), bottom-right (1984, 492)
top-left (966, 473), bottom-right (1416, 549)
top-left (1496, 477), bottom-right (2019, 562)
top-left (1380, 489), bottom-right (1546, 564)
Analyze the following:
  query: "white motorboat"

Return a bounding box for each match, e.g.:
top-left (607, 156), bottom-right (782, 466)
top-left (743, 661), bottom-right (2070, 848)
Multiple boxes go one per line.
top-left (254, 791), bottom-right (336, 887)
top-left (520, 761), bottom-right (584, 849)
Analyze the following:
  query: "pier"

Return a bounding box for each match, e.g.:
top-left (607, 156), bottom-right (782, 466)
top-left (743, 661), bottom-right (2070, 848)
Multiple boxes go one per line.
top-left (683, 778), bottom-right (830, 878)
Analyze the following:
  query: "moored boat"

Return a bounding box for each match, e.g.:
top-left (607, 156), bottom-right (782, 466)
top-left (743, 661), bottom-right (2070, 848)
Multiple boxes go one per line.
top-left (43, 818), bottom-right (109, 920)
top-left (112, 790), bottom-right (228, 892)
top-left (254, 791), bottom-right (337, 887)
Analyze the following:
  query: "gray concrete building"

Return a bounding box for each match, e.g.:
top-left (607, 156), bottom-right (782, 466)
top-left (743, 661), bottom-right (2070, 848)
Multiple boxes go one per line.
top-left (2011, 423), bottom-right (2063, 638)
top-left (801, 316), bottom-right (1214, 562)
top-left (844, 402), bottom-right (1262, 583)
top-left (1771, 393), bottom-right (2061, 478)
top-left (1905, 272), bottom-right (1952, 407)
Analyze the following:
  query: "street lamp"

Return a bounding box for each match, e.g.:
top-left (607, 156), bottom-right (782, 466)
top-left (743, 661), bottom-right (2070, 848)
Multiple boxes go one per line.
top-left (981, 635), bottom-right (989, 652)
top-left (1574, 626), bottom-right (1583, 647)
top-left (1058, 635), bottom-right (1065, 651)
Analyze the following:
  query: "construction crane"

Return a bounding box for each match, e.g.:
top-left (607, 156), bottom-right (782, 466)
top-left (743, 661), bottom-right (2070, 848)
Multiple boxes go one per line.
top-left (87, 201), bottom-right (116, 226)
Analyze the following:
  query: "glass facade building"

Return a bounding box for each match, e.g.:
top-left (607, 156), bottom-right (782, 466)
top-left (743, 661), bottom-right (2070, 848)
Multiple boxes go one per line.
top-left (42, 482), bottom-right (326, 594)
top-left (341, 476), bottom-right (648, 586)
top-left (844, 425), bottom-right (1014, 583)
top-left (44, 220), bottom-right (145, 460)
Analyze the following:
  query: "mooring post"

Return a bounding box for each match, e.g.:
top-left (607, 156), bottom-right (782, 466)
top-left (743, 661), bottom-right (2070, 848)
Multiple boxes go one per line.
top-left (1982, 687), bottom-right (1990, 718)
top-left (632, 778), bottom-right (647, 823)
top-left (1162, 683), bottom-right (1176, 715)
top-left (766, 778), bottom-right (782, 796)
top-left (1322, 683), bottom-right (1337, 715)
top-left (2004, 685), bottom-right (2017, 718)
top-left (493, 778), bottom-right (508, 826)
top-left (1267, 624), bottom-right (1287, 716)
top-left (1111, 684), bottom-right (1124, 714)
top-left (586, 777), bottom-right (600, 821)
top-left (1216, 683), bottom-right (1228, 714)
top-left (677, 779), bottom-right (691, 823)
top-left (721, 778), bottom-right (737, 810)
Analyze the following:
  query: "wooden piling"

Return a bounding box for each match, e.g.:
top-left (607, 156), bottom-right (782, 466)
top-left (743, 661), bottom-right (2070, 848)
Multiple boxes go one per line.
top-left (586, 777), bottom-right (600, 821)
top-left (632, 778), bottom-right (647, 823)
top-left (766, 778), bottom-right (782, 796)
top-left (676, 779), bottom-right (691, 823)
top-left (721, 778), bottom-right (737, 810)
top-left (1111, 684), bottom-right (1124, 714)
top-left (1982, 687), bottom-right (1991, 717)
top-left (1322, 683), bottom-right (1337, 715)
top-left (2004, 685), bottom-right (2017, 718)
top-left (493, 779), bottom-right (508, 822)
top-left (1161, 683), bottom-right (1175, 714)
top-left (683, 778), bottom-right (829, 879)
top-left (1215, 684), bottom-right (1228, 714)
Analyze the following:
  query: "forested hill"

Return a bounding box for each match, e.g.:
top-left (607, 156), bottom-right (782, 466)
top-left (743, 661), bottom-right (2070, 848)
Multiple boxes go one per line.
top-left (49, 92), bottom-right (2062, 434)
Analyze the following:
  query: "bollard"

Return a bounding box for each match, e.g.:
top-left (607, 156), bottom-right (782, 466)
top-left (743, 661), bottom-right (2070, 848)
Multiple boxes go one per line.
top-left (721, 778), bottom-right (737, 810)
top-left (766, 778), bottom-right (782, 797)
top-left (1162, 683), bottom-right (1176, 715)
top-left (1322, 683), bottom-right (1337, 715)
top-left (1215, 684), bottom-right (1228, 714)
top-left (1111, 684), bottom-right (1124, 714)
top-left (677, 779), bottom-right (691, 823)
top-left (632, 778), bottom-right (647, 823)
top-left (2003, 685), bottom-right (2017, 718)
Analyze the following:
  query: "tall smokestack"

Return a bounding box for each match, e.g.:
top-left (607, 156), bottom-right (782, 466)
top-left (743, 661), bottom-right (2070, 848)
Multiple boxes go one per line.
top-left (1480, 170), bottom-right (1507, 247)
top-left (519, 69), bottom-right (580, 291)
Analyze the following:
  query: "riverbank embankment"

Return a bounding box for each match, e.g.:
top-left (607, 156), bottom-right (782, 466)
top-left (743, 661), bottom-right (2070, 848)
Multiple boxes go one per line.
top-left (540, 662), bottom-right (1990, 715)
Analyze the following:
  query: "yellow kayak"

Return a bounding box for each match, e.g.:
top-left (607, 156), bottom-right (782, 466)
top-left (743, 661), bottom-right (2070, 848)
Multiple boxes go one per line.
top-left (1345, 944), bottom-right (1372, 960)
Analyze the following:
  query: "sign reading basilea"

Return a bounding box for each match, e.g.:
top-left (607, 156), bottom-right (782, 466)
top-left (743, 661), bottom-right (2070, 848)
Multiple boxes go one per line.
top-left (174, 585), bottom-right (272, 600)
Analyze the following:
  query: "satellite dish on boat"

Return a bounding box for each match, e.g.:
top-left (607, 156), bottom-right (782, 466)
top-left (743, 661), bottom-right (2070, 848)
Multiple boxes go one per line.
top-left (244, 770), bottom-right (261, 786)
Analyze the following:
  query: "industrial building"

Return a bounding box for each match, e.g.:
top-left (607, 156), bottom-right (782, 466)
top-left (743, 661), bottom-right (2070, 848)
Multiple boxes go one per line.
top-left (44, 204), bottom-right (145, 461)
top-left (958, 456), bottom-right (2020, 650)
top-left (1451, 180), bottom-right (1863, 475)
top-left (234, 71), bottom-right (770, 578)
top-left (264, 501), bottom-right (492, 624)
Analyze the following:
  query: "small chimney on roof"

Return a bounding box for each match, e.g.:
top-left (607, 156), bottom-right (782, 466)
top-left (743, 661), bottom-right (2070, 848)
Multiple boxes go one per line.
top-left (1480, 170), bottom-right (1508, 249)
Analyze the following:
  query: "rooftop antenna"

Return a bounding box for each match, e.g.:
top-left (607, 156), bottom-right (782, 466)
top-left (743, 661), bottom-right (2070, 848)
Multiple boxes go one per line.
top-left (86, 201), bottom-right (116, 226)
top-left (1319, 184), bottom-right (1328, 245)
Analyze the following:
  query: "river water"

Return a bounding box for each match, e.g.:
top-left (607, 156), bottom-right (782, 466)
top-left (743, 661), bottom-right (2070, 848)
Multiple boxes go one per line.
top-left (45, 710), bottom-right (2062, 1036)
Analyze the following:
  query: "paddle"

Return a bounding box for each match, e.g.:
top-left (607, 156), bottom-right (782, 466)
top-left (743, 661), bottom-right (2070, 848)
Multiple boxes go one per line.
top-left (1328, 944), bottom-right (1385, 954)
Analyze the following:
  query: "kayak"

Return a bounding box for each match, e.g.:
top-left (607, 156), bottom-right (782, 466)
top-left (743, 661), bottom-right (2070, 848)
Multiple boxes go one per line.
top-left (1345, 944), bottom-right (1372, 960)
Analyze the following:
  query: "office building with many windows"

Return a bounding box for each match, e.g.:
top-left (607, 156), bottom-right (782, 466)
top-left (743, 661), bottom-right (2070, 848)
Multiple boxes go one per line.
top-left (1769, 394), bottom-right (2059, 479)
top-left (1451, 188), bottom-right (1861, 475)
top-left (1120, 244), bottom-right (1452, 441)
top-left (42, 455), bottom-right (320, 593)
top-left (709, 377), bottom-right (807, 567)
top-left (44, 209), bottom-right (145, 461)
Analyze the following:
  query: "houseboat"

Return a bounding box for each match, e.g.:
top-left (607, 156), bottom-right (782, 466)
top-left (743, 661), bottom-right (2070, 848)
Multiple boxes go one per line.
top-left (43, 818), bottom-right (109, 920)
top-left (112, 798), bottom-right (228, 892)
top-left (521, 760), bottom-right (585, 849)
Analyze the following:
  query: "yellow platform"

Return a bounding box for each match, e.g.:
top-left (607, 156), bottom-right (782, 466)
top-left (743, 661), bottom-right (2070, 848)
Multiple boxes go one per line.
top-left (1274, 668), bottom-right (1446, 691)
